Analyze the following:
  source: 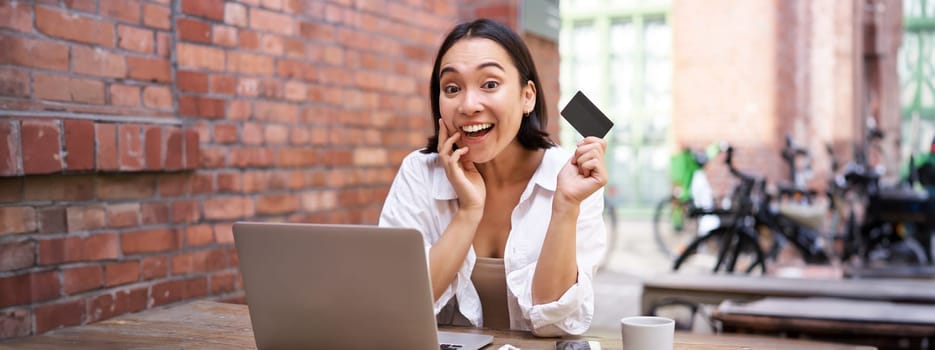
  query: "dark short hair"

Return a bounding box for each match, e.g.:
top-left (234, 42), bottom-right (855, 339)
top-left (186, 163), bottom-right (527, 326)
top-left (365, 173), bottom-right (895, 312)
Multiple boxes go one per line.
top-left (422, 18), bottom-right (554, 154)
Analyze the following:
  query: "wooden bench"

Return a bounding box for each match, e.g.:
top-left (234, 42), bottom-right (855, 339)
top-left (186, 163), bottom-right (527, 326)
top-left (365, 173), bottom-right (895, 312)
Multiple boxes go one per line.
top-left (641, 273), bottom-right (935, 315)
top-left (713, 297), bottom-right (935, 350)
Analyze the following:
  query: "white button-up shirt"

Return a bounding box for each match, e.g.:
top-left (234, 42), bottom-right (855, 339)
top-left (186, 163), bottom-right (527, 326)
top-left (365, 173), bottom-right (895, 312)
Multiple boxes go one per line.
top-left (379, 146), bottom-right (606, 336)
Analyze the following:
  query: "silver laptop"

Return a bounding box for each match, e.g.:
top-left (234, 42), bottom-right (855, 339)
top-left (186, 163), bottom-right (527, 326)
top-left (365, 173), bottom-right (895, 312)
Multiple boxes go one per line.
top-left (233, 222), bottom-right (494, 350)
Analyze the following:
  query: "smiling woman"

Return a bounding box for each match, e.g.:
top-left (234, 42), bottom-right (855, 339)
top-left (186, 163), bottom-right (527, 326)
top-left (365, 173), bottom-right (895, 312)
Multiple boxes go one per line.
top-left (378, 18), bottom-right (610, 337)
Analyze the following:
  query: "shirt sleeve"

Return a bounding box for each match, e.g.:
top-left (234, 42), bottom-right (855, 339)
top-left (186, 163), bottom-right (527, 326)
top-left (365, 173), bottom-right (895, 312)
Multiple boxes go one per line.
top-left (509, 188), bottom-right (606, 337)
top-left (378, 152), bottom-right (458, 314)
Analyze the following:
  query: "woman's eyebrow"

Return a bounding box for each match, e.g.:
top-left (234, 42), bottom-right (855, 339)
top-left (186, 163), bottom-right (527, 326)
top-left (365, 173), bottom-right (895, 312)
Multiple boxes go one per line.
top-left (438, 61), bottom-right (505, 78)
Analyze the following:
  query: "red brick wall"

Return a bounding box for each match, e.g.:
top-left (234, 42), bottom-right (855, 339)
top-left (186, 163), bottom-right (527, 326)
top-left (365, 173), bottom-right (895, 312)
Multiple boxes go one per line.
top-left (0, 0), bottom-right (557, 339)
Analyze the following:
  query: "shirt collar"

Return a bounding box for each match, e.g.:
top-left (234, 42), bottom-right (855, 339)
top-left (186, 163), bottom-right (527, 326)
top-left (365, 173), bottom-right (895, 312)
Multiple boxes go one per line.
top-left (430, 146), bottom-right (562, 201)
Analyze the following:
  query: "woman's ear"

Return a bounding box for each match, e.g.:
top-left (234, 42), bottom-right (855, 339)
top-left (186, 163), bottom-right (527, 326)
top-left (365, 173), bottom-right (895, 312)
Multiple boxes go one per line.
top-left (523, 80), bottom-right (536, 115)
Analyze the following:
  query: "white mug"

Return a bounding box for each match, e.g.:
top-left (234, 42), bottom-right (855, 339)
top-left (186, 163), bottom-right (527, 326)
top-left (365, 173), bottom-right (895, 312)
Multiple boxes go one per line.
top-left (620, 316), bottom-right (675, 350)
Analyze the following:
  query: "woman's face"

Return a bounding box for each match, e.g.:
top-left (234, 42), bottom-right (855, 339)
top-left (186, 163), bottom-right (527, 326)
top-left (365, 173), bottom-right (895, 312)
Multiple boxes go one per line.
top-left (437, 38), bottom-right (536, 163)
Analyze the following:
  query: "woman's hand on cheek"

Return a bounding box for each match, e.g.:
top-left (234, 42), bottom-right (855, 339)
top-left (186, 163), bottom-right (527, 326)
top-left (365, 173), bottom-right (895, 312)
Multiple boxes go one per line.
top-left (556, 137), bottom-right (608, 206)
top-left (438, 119), bottom-right (486, 212)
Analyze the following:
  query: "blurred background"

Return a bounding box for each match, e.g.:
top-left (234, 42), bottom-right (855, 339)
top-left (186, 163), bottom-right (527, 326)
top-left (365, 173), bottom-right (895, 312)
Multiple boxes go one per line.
top-left (0, 0), bottom-right (933, 343)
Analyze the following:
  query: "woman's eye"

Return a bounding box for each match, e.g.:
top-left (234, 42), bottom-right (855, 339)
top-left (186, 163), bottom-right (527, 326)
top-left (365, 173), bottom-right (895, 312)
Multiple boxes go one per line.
top-left (444, 85), bottom-right (460, 94)
top-left (482, 81), bottom-right (499, 89)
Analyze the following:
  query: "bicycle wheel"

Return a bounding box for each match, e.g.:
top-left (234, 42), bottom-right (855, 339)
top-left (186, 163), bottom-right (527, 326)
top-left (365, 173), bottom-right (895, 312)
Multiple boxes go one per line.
top-left (653, 198), bottom-right (699, 258)
top-left (672, 226), bottom-right (767, 274)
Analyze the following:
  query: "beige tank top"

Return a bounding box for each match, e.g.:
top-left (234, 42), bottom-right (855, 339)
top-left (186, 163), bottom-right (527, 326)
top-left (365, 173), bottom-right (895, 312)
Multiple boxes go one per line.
top-left (471, 257), bottom-right (510, 330)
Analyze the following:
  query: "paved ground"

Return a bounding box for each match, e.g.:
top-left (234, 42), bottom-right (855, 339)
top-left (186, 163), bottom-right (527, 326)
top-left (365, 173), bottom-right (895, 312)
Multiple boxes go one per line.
top-left (585, 218), bottom-right (697, 338)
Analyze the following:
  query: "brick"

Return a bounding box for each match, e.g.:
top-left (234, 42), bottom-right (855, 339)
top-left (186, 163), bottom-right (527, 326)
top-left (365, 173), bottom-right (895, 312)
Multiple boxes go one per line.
top-left (127, 56), bottom-right (171, 82)
top-left (172, 249), bottom-right (228, 274)
top-left (256, 194), bottom-right (299, 214)
top-left (104, 261), bottom-right (140, 287)
top-left (178, 17), bottom-right (212, 43)
top-left (157, 173), bottom-right (190, 197)
top-left (110, 84), bottom-right (141, 107)
top-left (165, 128), bottom-right (183, 170)
top-left (0, 271), bottom-right (60, 308)
top-left (214, 223), bottom-right (234, 243)
top-left (227, 100), bottom-right (251, 120)
top-left (39, 233), bottom-right (119, 265)
top-left (65, 205), bottom-right (107, 232)
top-left (0, 1), bottom-right (32, 31)
top-left (143, 3), bottom-right (170, 29)
top-left (0, 120), bottom-right (20, 176)
top-left (171, 199), bottom-right (199, 223)
top-left (203, 196), bottom-right (254, 220)
top-left (100, 0), bottom-right (141, 23)
top-left (210, 75), bottom-right (236, 95)
top-left (276, 148), bottom-right (316, 167)
top-left (118, 124), bottom-right (144, 171)
top-left (261, 0), bottom-right (281, 10)
top-left (74, 46), bottom-right (127, 78)
top-left (141, 255), bottom-right (168, 280)
top-left (216, 172), bottom-right (242, 192)
top-left (181, 0), bottom-right (224, 21)
top-left (227, 52), bottom-right (274, 75)
top-left (190, 173), bottom-right (214, 194)
top-left (0, 67), bottom-right (30, 97)
top-left (177, 70), bottom-right (209, 93)
top-left (117, 25), bottom-right (153, 53)
top-left (213, 25), bottom-right (237, 47)
top-left (0, 308), bottom-right (30, 338)
top-left (87, 287), bottom-right (147, 323)
top-left (38, 206), bottom-right (67, 233)
top-left (95, 124), bottom-right (118, 170)
top-left (140, 202), bottom-right (169, 225)
top-left (258, 33), bottom-right (284, 55)
top-left (213, 123), bottom-right (238, 144)
top-left (210, 271), bottom-right (238, 295)
top-left (156, 32), bottom-right (170, 58)
top-left (0, 241), bottom-right (35, 271)
top-left (185, 129), bottom-right (200, 169)
top-left (0, 34), bottom-right (70, 71)
top-left (250, 8), bottom-right (293, 35)
top-left (224, 2), bottom-right (247, 27)
top-left (24, 176), bottom-right (91, 202)
top-left (178, 96), bottom-right (225, 119)
top-left (107, 203), bottom-right (140, 228)
top-left (97, 174), bottom-right (156, 199)
top-left (33, 73), bottom-right (106, 104)
top-left (230, 148), bottom-right (274, 167)
top-left (36, 5), bottom-right (114, 46)
top-left (35, 299), bottom-right (85, 334)
top-left (63, 120), bottom-right (95, 171)
top-left (121, 228), bottom-right (179, 254)
top-left (144, 126), bottom-right (163, 170)
top-left (64, 0), bottom-right (96, 13)
top-left (143, 86), bottom-right (172, 110)
top-left (176, 43), bottom-right (225, 70)
top-left (254, 101), bottom-right (298, 122)
top-left (238, 29), bottom-right (259, 50)
top-left (299, 21), bottom-right (334, 42)
top-left (63, 265), bottom-right (103, 295)
top-left (21, 120), bottom-right (62, 175)
top-left (186, 224), bottom-right (215, 246)
top-left (283, 80), bottom-right (306, 101)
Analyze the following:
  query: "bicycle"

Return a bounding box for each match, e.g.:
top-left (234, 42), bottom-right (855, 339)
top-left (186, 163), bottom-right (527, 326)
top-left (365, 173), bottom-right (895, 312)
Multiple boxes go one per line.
top-left (653, 144), bottom-right (722, 258)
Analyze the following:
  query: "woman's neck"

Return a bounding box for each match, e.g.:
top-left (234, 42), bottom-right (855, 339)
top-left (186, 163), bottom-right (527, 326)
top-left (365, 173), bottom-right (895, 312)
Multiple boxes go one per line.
top-left (476, 143), bottom-right (544, 188)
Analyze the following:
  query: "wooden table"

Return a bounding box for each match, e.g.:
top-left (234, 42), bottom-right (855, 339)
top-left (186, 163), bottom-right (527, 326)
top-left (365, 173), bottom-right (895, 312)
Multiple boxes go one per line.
top-left (0, 301), bottom-right (874, 350)
top-left (642, 273), bottom-right (935, 314)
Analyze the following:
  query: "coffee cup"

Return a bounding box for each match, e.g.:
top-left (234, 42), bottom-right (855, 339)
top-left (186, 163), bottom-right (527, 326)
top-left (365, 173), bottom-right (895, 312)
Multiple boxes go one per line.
top-left (620, 316), bottom-right (674, 350)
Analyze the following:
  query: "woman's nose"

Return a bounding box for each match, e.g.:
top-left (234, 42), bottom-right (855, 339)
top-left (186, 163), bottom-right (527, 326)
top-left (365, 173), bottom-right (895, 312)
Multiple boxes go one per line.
top-left (458, 89), bottom-right (483, 116)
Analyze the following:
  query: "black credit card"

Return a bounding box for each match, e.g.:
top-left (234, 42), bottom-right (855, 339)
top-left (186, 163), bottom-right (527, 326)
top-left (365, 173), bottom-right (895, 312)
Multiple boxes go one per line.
top-left (560, 91), bottom-right (614, 139)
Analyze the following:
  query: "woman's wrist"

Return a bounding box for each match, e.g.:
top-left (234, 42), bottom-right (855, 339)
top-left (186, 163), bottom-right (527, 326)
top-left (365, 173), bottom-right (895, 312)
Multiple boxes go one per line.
top-left (551, 192), bottom-right (582, 214)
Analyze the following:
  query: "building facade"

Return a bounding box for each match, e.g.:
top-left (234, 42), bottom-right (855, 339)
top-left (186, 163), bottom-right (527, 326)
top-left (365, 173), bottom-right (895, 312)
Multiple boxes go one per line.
top-left (0, 0), bottom-right (559, 338)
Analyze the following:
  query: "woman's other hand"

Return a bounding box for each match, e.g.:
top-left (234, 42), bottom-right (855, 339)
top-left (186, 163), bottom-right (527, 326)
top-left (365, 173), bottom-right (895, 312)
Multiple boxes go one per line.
top-left (556, 137), bottom-right (608, 206)
top-left (438, 118), bottom-right (486, 211)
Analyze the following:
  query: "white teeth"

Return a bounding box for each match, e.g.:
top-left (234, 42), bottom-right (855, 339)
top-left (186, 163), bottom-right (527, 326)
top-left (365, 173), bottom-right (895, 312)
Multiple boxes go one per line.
top-left (461, 123), bottom-right (492, 133)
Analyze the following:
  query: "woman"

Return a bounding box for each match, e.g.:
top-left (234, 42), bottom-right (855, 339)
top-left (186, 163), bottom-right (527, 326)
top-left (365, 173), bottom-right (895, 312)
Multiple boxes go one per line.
top-left (379, 18), bottom-right (607, 337)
